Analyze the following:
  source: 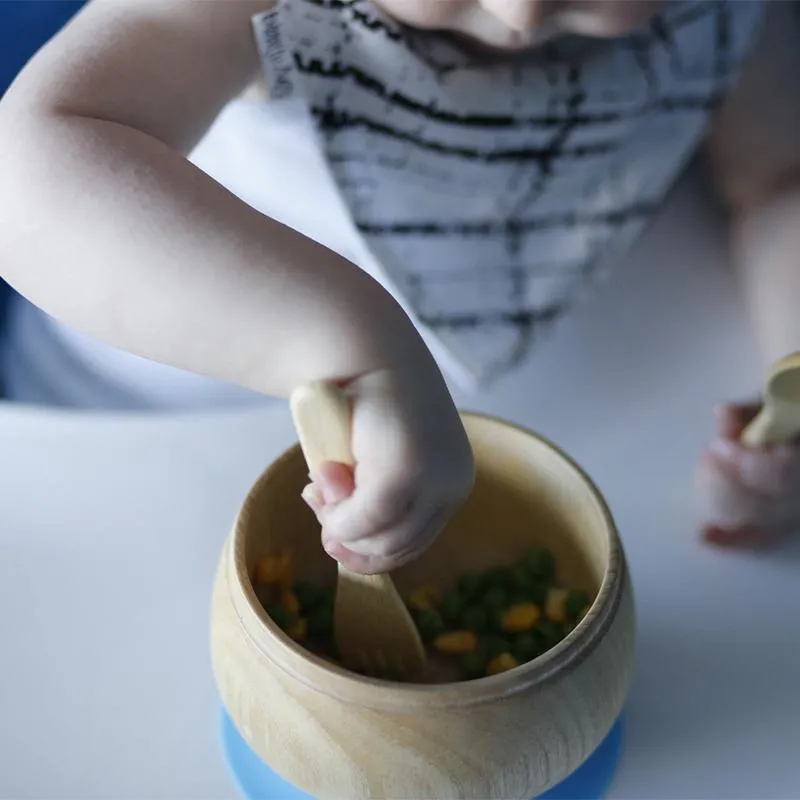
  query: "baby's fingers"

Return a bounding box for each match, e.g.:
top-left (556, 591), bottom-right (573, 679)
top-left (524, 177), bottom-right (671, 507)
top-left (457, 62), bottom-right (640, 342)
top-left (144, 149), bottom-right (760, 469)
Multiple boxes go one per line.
top-left (696, 449), bottom-right (768, 529)
top-left (318, 472), bottom-right (420, 545)
top-left (696, 443), bottom-right (800, 536)
top-left (707, 438), bottom-right (796, 497)
top-left (301, 462), bottom-right (355, 519)
top-left (303, 462), bottom-right (454, 572)
top-left (697, 400), bottom-right (800, 546)
top-left (315, 461), bottom-right (356, 503)
top-left (702, 523), bottom-right (776, 548)
top-left (301, 483), bottom-right (325, 516)
top-left (323, 504), bottom-right (450, 574)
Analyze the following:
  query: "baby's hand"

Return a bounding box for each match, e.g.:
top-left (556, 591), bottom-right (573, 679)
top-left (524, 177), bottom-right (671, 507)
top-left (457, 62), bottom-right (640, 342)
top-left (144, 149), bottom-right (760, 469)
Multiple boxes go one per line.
top-left (695, 403), bottom-right (800, 546)
top-left (301, 366), bottom-right (474, 574)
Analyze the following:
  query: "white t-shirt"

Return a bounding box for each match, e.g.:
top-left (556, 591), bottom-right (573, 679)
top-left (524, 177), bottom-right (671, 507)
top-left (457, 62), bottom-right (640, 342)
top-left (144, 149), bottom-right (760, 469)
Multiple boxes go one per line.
top-left (0, 0), bottom-right (764, 409)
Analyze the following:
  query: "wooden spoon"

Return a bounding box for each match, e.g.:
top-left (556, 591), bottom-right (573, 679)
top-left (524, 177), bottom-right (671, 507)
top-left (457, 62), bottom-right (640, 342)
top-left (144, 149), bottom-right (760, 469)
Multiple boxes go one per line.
top-left (741, 352), bottom-right (800, 447)
top-left (290, 382), bottom-right (426, 678)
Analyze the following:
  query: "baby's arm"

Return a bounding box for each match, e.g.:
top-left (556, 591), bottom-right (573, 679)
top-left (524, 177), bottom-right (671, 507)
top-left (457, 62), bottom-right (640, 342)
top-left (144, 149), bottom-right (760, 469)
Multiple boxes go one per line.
top-left (708, 1), bottom-right (800, 366)
top-left (0, 0), bottom-right (473, 570)
top-left (0, 0), bottom-right (426, 395)
top-left (699, 1), bottom-right (800, 543)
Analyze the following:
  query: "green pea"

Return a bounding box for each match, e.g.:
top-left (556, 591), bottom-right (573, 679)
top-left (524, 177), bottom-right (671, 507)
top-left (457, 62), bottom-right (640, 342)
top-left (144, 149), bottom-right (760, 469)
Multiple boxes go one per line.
top-left (481, 568), bottom-right (513, 593)
top-left (537, 619), bottom-right (562, 650)
top-left (508, 563), bottom-right (548, 604)
top-left (307, 601), bottom-right (334, 638)
top-left (267, 603), bottom-right (291, 631)
top-left (415, 608), bottom-right (446, 643)
top-left (510, 565), bottom-right (530, 588)
top-left (294, 581), bottom-right (325, 612)
top-left (512, 632), bottom-right (543, 663)
top-left (521, 547), bottom-right (556, 582)
top-left (460, 605), bottom-right (489, 632)
top-left (514, 582), bottom-right (547, 607)
top-left (440, 592), bottom-right (463, 624)
top-left (483, 586), bottom-right (509, 613)
top-left (457, 572), bottom-right (482, 599)
top-left (484, 635), bottom-right (513, 660)
top-left (460, 651), bottom-right (488, 680)
top-left (486, 606), bottom-right (504, 634)
top-left (565, 590), bottom-right (591, 619)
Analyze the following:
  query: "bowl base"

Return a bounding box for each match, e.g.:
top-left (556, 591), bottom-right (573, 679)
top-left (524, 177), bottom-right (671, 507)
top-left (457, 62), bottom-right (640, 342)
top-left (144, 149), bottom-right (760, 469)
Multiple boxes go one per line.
top-left (219, 710), bottom-right (624, 799)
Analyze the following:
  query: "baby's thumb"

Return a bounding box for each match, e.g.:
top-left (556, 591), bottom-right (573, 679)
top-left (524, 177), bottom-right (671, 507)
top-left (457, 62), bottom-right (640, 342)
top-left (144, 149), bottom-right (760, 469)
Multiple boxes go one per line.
top-left (314, 461), bottom-right (355, 504)
top-left (301, 462), bottom-right (355, 521)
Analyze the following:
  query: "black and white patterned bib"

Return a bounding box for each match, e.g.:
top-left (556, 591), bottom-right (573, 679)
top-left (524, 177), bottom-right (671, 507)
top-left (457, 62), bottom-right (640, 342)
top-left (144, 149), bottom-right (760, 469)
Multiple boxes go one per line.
top-left (253, 0), bottom-right (763, 386)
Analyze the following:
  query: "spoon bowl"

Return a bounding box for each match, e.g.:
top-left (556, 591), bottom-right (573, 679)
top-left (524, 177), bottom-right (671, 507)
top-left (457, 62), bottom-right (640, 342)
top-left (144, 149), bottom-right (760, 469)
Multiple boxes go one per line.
top-left (741, 352), bottom-right (800, 447)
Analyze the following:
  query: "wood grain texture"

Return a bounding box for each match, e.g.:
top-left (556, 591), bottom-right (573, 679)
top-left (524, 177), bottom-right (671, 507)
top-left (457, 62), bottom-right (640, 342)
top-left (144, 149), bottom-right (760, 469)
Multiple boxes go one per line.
top-left (289, 382), bottom-right (354, 470)
top-left (210, 413), bottom-right (636, 799)
top-left (289, 382), bottom-right (426, 676)
top-left (742, 351), bottom-right (800, 447)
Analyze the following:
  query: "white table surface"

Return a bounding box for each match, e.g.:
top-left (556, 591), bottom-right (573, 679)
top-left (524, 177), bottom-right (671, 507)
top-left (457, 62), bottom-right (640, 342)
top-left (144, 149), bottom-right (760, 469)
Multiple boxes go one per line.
top-left (2, 171), bottom-right (799, 799)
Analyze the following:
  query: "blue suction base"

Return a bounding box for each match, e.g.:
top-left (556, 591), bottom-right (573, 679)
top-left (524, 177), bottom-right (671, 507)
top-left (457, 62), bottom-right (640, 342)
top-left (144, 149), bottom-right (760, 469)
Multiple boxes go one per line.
top-left (220, 710), bottom-right (624, 799)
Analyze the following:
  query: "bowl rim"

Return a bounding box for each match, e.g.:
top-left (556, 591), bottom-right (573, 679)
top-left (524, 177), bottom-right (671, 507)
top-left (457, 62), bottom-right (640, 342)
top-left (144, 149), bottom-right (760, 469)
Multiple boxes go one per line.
top-left (227, 410), bottom-right (626, 711)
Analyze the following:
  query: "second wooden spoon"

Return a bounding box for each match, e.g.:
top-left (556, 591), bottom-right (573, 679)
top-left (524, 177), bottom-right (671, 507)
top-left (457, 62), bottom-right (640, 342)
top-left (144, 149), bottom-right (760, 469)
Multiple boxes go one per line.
top-left (741, 352), bottom-right (800, 447)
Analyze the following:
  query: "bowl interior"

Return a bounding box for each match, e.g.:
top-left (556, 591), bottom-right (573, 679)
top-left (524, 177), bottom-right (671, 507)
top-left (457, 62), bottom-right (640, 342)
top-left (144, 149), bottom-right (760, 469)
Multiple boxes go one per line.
top-left (240, 414), bottom-right (610, 608)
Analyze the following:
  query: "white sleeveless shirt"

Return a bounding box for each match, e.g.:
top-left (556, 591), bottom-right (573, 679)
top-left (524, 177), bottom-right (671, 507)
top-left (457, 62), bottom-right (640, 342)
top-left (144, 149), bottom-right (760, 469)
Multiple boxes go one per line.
top-left (0, 0), bottom-right (764, 408)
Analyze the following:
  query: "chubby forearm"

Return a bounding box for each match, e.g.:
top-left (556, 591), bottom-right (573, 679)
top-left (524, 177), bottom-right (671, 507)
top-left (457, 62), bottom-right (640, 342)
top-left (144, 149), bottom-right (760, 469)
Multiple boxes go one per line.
top-left (0, 0), bottom-right (433, 397)
top-left (706, 1), bottom-right (800, 366)
top-left (730, 186), bottom-right (800, 366)
top-left (0, 110), bottom-right (428, 396)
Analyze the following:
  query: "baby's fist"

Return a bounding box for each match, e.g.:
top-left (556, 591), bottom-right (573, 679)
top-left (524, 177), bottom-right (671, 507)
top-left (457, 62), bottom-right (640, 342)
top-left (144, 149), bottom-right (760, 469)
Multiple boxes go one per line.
top-left (301, 367), bottom-right (474, 574)
top-left (696, 403), bottom-right (800, 546)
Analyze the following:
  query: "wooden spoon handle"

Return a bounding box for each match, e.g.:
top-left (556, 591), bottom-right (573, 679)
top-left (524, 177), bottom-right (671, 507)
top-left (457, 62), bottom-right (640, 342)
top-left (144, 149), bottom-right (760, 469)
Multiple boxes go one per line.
top-left (741, 405), bottom-right (799, 448)
top-left (290, 382), bottom-right (354, 471)
top-left (290, 382), bottom-right (401, 597)
top-left (290, 384), bottom-right (425, 674)
top-left (289, 382), bottom-right (371, 573)
top-left (740, 353), bottom-right (800, 448)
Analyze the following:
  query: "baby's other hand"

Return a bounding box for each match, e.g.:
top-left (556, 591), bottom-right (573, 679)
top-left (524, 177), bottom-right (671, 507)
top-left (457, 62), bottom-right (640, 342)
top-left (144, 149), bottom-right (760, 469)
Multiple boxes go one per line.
top-left (301, 366), bottom-right (474, 575)
top-left (696, 403), bottom-right (800, 547)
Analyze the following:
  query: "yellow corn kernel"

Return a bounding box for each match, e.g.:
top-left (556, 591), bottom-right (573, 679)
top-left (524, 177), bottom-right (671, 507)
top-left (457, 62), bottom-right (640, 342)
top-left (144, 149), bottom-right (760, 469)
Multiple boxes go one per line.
top-left (407, 586), bottom-right (440, 612)
top-left (253, 555), bottom-right (282, 585)
top-left (286, 617), bottom-right (307, 642)
top-left (433, 630), bottom-right (478, 655)
top-left (487, 652), bottom-right (519, 676)
top-left (254, 552), bottom-right (293, 587)
top-left (545, 588), bottom-right (569, 623)
top-left (501, 603), bottom-right (541, 633)
top-left (282, 590), bottom-right (301, 616)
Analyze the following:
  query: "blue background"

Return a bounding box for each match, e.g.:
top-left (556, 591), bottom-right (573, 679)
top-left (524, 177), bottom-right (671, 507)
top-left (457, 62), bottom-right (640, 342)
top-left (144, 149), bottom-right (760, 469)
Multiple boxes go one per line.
top-left (0, 1), bottom-right (86, 329)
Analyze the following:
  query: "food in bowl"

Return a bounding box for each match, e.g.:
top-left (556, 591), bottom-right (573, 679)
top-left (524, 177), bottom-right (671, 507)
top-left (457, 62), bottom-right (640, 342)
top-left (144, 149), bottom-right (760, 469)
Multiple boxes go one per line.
top-left (252, 546), bottom-right (592, 682)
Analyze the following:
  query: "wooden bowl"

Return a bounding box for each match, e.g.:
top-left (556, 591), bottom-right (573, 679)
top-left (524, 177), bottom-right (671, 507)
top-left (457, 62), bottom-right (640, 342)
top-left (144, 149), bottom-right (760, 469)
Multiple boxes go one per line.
top-left (210, 413), bottom-right (635, 799)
